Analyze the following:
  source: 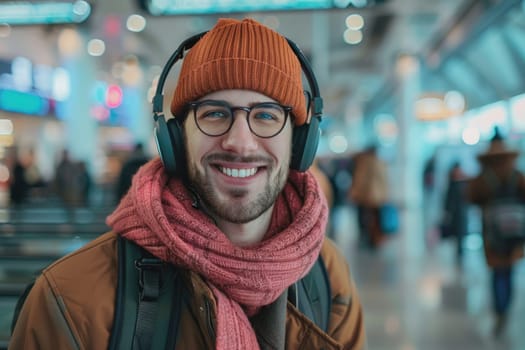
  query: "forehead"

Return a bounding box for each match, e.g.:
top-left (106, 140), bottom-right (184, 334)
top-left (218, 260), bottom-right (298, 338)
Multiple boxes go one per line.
top-left (197, 89), bottom-right (278, 105)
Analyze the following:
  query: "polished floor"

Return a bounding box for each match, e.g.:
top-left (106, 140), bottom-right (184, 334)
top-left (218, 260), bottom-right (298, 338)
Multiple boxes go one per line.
top-left (330, 205), bottom-right (525, 350)
top-left (1, 203), bottom-right (524, 350)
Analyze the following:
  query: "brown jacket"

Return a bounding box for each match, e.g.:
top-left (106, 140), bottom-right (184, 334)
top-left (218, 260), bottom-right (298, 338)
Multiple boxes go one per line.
top-left (467, 155), bottom-right (525, 268)
top-left (9, 231), bottom-right (367, 350)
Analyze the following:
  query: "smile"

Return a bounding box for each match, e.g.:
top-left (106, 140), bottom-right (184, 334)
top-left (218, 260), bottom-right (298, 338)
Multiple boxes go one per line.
top-left (219, 167), bottom-right (257, 178)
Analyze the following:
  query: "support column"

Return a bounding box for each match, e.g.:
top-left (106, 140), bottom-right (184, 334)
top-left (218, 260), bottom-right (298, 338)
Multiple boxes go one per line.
top-left (56, 28), bottom-right (98, 170)
top-left (121, 56), bottom-right (151, 148)
top-left (395, 54), bottom-right (425, 258)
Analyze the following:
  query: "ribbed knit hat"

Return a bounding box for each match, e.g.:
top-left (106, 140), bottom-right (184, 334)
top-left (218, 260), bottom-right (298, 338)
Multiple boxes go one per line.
top-left (170, 18), bottom-right (307, 125)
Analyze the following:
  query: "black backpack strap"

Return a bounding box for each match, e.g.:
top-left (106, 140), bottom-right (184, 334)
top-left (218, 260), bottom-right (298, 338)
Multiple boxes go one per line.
top-left (289, 255), bottom-right (332, 332)
top-left (133, 256), bottom-right (164, 350)
top-left (109, 236), bottom-right (184, 350)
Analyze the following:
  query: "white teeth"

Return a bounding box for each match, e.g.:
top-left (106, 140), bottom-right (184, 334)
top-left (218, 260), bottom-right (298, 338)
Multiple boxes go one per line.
top-left (220, 167), bottom-right (257, 178)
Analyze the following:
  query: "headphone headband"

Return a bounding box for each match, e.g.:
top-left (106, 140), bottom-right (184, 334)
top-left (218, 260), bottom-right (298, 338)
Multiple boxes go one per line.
top-left (153, 30), bottom-right (323, 174)
top-left (153, 31), bottom-right (207, 116)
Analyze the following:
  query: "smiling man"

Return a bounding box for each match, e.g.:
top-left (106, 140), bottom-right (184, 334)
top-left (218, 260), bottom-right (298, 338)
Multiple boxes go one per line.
top-left (185, 90), bottom-right (293, 245)
top-left (10, 18), bottom-right (367, 350)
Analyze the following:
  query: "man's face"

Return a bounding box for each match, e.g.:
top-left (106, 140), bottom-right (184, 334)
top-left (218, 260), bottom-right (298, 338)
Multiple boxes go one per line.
top-left (184, 89), bottom-right (293, 224)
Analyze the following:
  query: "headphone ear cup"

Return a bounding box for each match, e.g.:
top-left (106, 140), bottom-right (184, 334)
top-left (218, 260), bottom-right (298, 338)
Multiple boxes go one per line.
top-left (167, 118), bottom-right (186, 176)
top-left (154, 115), bottom-right (185, 175)
top-left (291, 116), bottom-right (320, 172)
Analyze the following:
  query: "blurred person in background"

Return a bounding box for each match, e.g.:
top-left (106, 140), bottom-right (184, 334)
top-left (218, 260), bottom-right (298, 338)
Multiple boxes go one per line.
top-left (54, 149), bottom-right (93, 210)
top-left (76, 161), bottom-right (92, 207)
top-left (8, 146), bottom-right (29, 206)
top-left (348, 144), bottom-right (390, 249)
top-left (423, 153), bottom-right (438, 243)
top-left (467, 127), bottom-right (525, 338)
top-left (10, 18), bottom-right (366, 350)
top-left (115, 142), bottom-right (150, 202)
top-left (441, 161), bottom-right (469, 265)
top-left (53, 149), bottom-right (77, 206)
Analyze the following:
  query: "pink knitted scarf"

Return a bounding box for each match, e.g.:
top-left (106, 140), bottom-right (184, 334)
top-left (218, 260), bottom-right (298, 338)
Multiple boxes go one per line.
top-left (107, 158), bottom-right (328, 350)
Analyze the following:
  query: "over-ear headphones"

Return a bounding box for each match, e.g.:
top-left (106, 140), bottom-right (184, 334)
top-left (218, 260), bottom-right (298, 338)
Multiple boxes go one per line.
top-left (152, 31), bottom-right (323, 176)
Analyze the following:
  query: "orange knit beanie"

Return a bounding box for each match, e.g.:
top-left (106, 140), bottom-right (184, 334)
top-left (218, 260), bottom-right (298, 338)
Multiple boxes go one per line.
top-left (170, 18), bottom-right (307, 125)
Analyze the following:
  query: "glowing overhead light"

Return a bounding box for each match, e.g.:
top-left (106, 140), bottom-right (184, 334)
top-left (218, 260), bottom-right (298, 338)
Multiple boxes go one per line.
top-left (444, 90), bottom-right (466, 113)
top-left (0, 1), bottom-right (91, 25)
top-left (126, 14), bottom-right (146, 32)
top-left (72, 0), bottom-right (90, 17)
top-left (345, 14), bottom-right (364, 30)
top-left (87, 39), bottom-right (106, 56)
top-left (343, 29), bottom-right (363, 45)
top-left (328, 134), bottom-right (348, 154)
top-left (414, 93), bottom-right (465, 121)
top-left (462, 127), bottom-right (480, 145)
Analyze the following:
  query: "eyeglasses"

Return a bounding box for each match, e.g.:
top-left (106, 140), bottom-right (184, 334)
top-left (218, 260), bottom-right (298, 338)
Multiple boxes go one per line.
top-left (187, 100), bottom-right (292, 138)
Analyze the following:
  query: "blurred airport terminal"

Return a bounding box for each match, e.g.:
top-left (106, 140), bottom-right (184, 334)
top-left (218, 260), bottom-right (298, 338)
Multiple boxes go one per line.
top-left (0, 0), bottom-right (525, 349)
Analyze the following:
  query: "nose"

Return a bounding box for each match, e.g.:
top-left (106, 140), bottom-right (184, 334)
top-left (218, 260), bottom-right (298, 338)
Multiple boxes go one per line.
top-left (221, 112), bottom-right (258, 153)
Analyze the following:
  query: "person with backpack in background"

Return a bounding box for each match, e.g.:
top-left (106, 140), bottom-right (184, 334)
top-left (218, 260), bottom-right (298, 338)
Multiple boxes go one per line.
top-left (9, 18), bottom-right (366, 350)
top-left (467, 127), bottom-right (525, 338)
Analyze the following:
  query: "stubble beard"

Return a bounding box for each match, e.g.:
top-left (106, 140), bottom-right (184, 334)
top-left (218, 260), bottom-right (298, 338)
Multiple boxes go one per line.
top-left (188, 158), bottom-right (289, 224)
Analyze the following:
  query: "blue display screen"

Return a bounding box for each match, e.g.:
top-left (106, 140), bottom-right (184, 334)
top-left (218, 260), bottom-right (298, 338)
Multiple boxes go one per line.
top-left (142, 0), bottom-right (337, 15)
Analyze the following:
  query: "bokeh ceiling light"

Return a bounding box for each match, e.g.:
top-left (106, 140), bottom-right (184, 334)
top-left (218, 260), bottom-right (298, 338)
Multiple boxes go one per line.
top-left (87, 39), bottom-right (106, 56)
top-left (328, 134), bottom-right (349, 154)
top-left (462, 127), bottom-right (480, 145)
top-left (343, 29), bottom-right (363, 45)
top-left (126, 14), bottom-right (146, 32)
top-left (444, 90), bottom-right (466, 113)
top-left (414, 94), bottom-right (462, 121)
top-left (345, 14), bottom-right (364, 30)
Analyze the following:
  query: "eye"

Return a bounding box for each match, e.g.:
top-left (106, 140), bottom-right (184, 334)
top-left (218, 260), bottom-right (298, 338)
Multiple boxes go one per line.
top-left (203, 109), bottom-right (228, 120)
top-left (198, 104), bottom-right (231, 121)
top-left (252, 105), bottom-right (284, 123)
top-left (253, 110), bottom-right (277, 121)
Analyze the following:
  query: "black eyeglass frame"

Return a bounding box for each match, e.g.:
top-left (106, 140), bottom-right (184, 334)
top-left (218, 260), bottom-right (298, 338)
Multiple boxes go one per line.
top-left (187, 100), bottom-right (293, 139)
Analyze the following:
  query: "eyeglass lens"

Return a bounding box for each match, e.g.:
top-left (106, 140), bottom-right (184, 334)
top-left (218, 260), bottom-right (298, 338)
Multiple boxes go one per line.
top-left (192, 100), bottom-right (290, 138)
